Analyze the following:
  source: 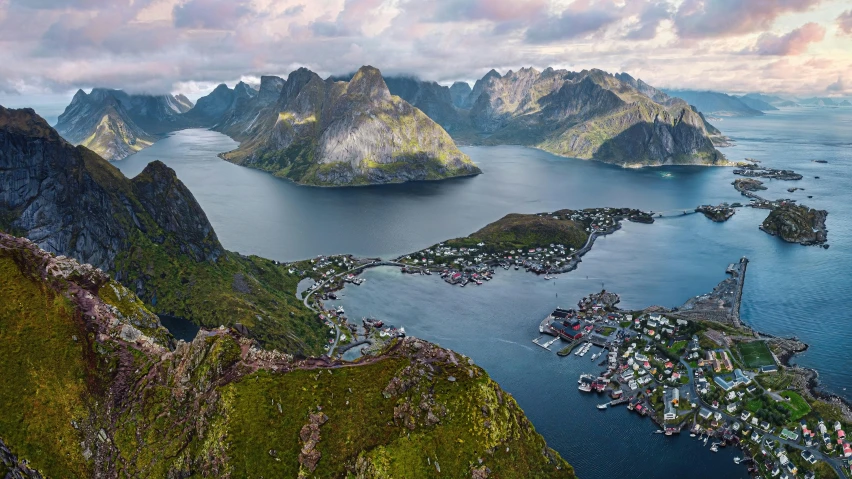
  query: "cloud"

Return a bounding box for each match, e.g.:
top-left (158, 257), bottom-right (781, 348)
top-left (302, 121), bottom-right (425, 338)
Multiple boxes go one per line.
top-left (748, 22), bottom-right (825, 56)
top-left (173, 0), bottom-right (252, 30)
top-left (524, 3), bottom-right (621, 44)
top-left (674, 0), bottom-right (822, 39)
top-left (624, 2), bottom-right (672, 40)
top-left (837, 10), bottom-right (852, 35)
top-left (432, 0), bottom-right (548, 23)
top-left (283, 5), bottom-right (305, 17)
top-left (826, 76), bottom-right (844, 92)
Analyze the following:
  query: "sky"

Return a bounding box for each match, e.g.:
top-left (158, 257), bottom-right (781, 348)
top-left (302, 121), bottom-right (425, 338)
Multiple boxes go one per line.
top-left (1, 0), bottom-right (851, 102)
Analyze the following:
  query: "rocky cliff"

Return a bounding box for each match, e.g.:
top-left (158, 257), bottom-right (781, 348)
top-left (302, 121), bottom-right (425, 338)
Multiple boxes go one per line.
top-left (0, 231), bottom-right (574, 479)
top-left (182, 82), bottom-right (257, 127)
top-left (0, 106), bottom-right (326, 354)
top-left (55, 89), bottom-right (194, 160)
top-left (213, 76), bottom-right (285, 139)
top-left (220, 66), bottom-right (480, 186)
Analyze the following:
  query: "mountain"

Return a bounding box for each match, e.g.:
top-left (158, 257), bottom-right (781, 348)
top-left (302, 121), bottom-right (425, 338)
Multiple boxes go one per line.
top-left (54, 89), bottom-right (155, 160)
top-left (449, 81), bottom-right (472, 108)
top-left (214, 76), bottom-right (286, 139)
top-left (0, 230), bottom-right (575, 479)
top-left (0, 106), bottom-right (326, 353)
top-left (840, 100), bottom-right (852, 107)
top-left (54, 89), bottom-right (195, 160)
top-left (182, 81), bottom-right (257, 126)
top-left (741, 93), bottom-right (789, 108)
top-left (382, 76), bottom-right (468, 132)
top-left (465, 68), bottom-right (726, 166)
top-left (798, 97), bottom-right (838, 107)
top-left (220, 66), bottom-right (480, 186)
top-left (663, 89), bottom-right (764, 117)
top-left (737, 95), bottom-right (778, 112)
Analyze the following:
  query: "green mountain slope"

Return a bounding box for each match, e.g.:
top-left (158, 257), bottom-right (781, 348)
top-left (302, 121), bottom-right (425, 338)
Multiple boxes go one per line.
top-left (0, 231), bottom-right (574, 478)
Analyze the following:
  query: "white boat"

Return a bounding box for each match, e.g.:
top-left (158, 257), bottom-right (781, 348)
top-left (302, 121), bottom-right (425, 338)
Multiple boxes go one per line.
top-left (597, 403), bottom-right (608, 410)
top-left (690, 433), bottom-right (696, 438)
top-left (733, 457), bottom-right (741, 464)
top-left (703, 437), bottom-right (708, 446)
top-left (654, 430), bottom-right (664, 434)
top-left (710, 443), bottom-right (719, 452)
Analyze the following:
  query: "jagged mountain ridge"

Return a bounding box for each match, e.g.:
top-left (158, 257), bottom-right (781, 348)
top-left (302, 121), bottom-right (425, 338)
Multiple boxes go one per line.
top-left (459, 68), bottom-right (727, 166)
top-left (220, 65), bottom-right (480, 186)
top-left (55, 88), bottom-right (195, 160)
top-left (0, 106), bottom-right (327, 354)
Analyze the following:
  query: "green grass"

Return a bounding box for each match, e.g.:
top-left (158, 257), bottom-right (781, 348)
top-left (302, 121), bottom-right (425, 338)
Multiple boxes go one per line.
top-left (601, 327), bottom-right (616, 337)
top-left (779, 391), bottom-right (810, 421)
top-left (737, 341), bottom-right (775, 369)
top-left (755, 372), bottom-right (793, 391)
top-left (666, 340), bottom-right (687, 356)
top-left (0, 257), bottom-right (92, 478)
top-left (223, 357), bottom-right (574, 478)
top-left (446, 212), bottom-right (589, 254)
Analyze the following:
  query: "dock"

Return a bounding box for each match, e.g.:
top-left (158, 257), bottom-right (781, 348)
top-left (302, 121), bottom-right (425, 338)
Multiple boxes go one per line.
top-left (729, 257), bottom-right (748, 326)
top-left (533, 336), bottom-right (561, 350)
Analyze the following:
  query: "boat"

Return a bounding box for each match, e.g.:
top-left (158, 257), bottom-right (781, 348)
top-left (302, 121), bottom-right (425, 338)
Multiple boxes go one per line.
top-left (710, 444), bottom-right (719, 453)
top-left (733, 457), bottom-right (741, 464)
top-left (690, 433), bottom-right (696, 438)
top-left (703, 437), bottom-right (708, 446)
top-left (654, 430), bottom-right (664, 434)
top-left (597, 403), bottom-right (608, 410)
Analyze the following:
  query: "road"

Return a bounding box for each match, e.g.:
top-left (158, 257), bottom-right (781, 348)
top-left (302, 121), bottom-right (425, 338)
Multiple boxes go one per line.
top-left (300, 260), bottom-right (405, 356)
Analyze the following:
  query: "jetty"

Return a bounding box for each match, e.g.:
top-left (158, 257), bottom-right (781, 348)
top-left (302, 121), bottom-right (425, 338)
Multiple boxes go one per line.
top-left (532, 335), bottom-right (561, 350)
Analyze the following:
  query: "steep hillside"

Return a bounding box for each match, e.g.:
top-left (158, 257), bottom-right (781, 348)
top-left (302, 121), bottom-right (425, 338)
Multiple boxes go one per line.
top-left (0, 231), bottom-right (574, 479)
top-left (467, 68), bottom-right (727, 166)
top-left (449, 81), bottom-right (472, 108)
top-left (220, 66), bottom-right (480, 186)
top-left (182, 82), bottom-right (257, 127)
top-left (737, 95), bottom-right (778, 112)
top-left (55, 89), bottom-right (194, 160)
top-left (0, 106), bottom-right (325, 354)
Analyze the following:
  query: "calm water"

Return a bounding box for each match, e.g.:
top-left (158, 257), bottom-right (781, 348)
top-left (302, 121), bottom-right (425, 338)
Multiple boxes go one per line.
top-left (114, 107), bottom-right (852, 478)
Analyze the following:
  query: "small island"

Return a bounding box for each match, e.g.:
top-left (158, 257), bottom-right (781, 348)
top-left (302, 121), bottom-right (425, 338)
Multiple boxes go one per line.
top-left (696, 204), bottom-right (735, 222)
top-left (733, 165), bottom-right (803, 181)
top-left (760, 204), bottom-right (828, 246)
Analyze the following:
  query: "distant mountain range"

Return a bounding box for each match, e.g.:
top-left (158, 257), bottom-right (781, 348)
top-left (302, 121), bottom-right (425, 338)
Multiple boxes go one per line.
top-left (662, 90), bottom-right (852, 116)
top-left (53, 65), bottom-right (740, 185)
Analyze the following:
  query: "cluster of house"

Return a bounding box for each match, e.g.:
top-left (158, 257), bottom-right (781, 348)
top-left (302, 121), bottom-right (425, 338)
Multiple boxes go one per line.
top-left (632, 314), bottom-right (690, 342)
top-left (404, 241), bottom-right (581, 274)
top-left (702, 349), bottom-right (734, 372)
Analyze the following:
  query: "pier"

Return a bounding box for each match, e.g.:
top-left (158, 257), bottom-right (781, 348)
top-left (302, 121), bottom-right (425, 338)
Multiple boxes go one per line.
top-left (532, 335), bottom-right (561, 350)
top-left (729, 257), bottom-right (748, 326)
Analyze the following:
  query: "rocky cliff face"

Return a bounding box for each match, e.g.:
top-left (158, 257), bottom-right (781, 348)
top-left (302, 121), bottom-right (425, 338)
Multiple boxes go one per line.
top-left (1, 106), bottom-right (222, 271)
top-left (449, 81), bottom-right (472, 108)
top-left (54, 89), bottom-right (195, 160)
top-left (0, 231), bottom-right (574, 479)
top-left (221, 66), bottom-right (480, 186)
top-left (182, 82), bottom-right (258, 127)
top-left (383, 77), bottom-right (467, 132)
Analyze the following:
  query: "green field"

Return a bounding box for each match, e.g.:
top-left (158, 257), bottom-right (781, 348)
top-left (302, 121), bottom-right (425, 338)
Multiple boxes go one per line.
top-left (737, 341), bottom-right (776, 368)
top-left (779, 391), bottom-right (811, 421)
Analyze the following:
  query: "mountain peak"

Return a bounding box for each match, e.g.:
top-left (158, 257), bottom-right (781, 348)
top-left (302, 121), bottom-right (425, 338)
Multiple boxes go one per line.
top-left (0, 105), bottom-right (62, 141)
top-left (347, 65), bottom-right (390, 100)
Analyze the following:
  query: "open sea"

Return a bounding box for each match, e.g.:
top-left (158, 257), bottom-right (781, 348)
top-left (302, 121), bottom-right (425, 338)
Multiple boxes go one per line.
top-left (110, 106), bottom-right (852, 478)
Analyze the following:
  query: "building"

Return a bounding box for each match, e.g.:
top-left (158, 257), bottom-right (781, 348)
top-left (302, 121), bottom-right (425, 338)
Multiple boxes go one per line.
top-left (664, 388), bottom-right (680, 421)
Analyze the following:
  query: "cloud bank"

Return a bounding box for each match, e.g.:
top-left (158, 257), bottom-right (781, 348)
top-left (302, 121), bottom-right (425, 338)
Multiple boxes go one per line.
top-left (0, 0), bottom-right (849, 96)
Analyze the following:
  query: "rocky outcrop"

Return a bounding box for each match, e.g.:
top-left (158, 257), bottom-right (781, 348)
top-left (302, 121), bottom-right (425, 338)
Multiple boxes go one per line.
top-left (54, 89), bottom-right (195, 160)
top-left (214, 76), bottom-right (285, 139)
top-left (1, 105), bottom-right (223, 272)
top-left (760, 204), bottom-right (828, 245)
top-left (221, 66), bottom-right (480, 186)
top-left (383, 77), bottom-right (467, 133)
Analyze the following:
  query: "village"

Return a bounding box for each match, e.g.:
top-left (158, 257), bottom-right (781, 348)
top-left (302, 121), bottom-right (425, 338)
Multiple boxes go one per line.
top-left (394, 207), bottom-right (654, 287)
top-left (530, 261), bottom-right (852, 479)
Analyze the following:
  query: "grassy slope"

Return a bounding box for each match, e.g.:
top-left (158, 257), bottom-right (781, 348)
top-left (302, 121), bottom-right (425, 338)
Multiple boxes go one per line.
top-left (446, 213), bottom-right (589, 253)
top-left (0, 257), bottom-right (92, 478)
top-left (224, 354), bottom-right (573, 478)
top-left (0, 240), bottom-right (574, 478)
top-left (76, 147), bottom-right (327, 355)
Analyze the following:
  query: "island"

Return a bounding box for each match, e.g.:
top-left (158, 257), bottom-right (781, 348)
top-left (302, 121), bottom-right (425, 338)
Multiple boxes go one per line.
top-left (734, 165), bottom-right (803, 181)
top-left (761, 205), bottom-right (828, 246)
top-left (696, 204), bottom-right (735, 222)
top-left (533, 259), bottom-right (851, 479)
